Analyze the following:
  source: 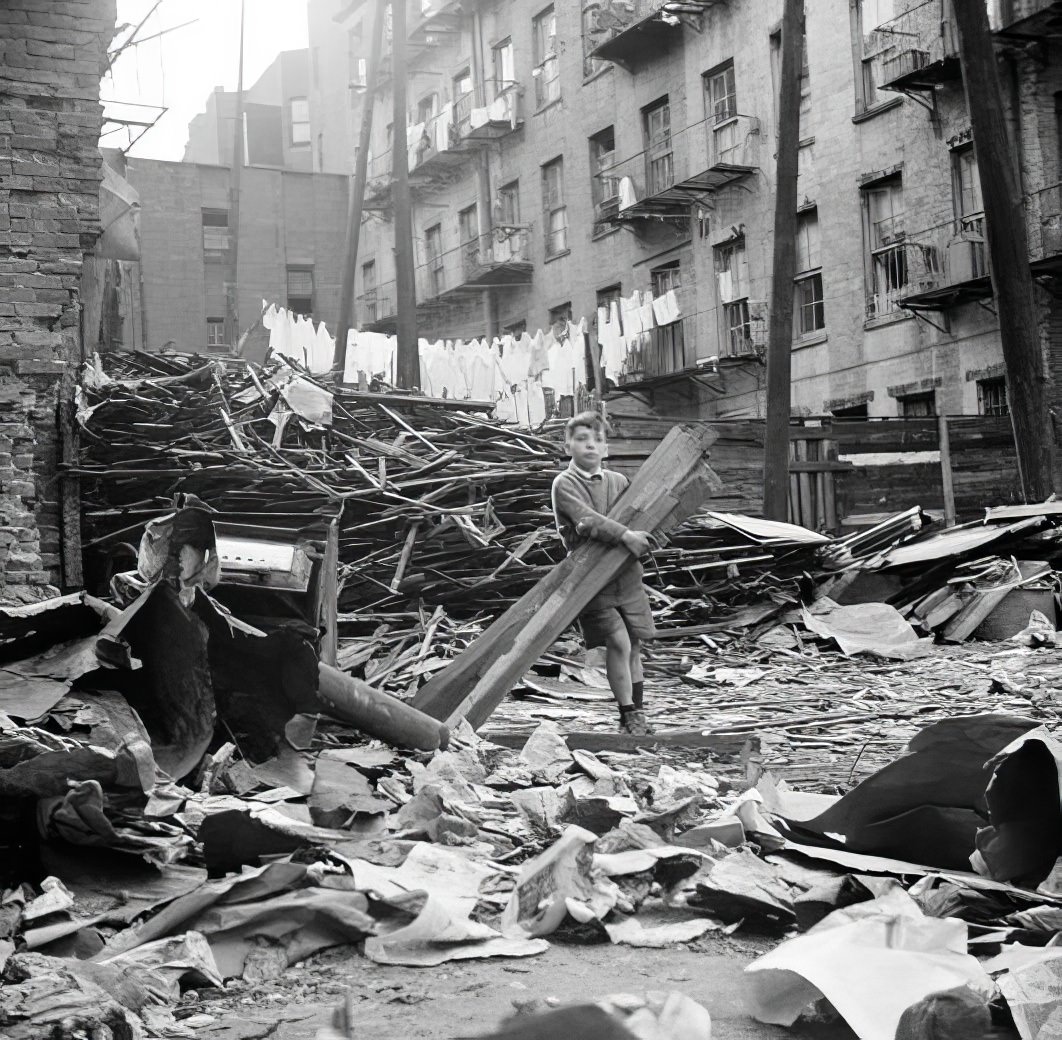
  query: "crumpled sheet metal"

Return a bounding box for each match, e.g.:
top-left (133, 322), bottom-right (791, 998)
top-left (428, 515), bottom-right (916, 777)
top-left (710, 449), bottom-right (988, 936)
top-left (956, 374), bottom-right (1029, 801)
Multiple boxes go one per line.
top-left (0, 688), bottom-right (156, 799)
top-left (775, 714), bottom-right (1043, 872)
top-left (800, 601), bottom-right (931, 661)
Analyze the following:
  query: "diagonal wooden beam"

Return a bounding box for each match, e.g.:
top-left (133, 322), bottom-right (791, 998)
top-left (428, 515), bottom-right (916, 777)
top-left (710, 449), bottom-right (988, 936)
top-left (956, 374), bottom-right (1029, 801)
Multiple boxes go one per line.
top-left (411, 425), bottom-right (722, 730)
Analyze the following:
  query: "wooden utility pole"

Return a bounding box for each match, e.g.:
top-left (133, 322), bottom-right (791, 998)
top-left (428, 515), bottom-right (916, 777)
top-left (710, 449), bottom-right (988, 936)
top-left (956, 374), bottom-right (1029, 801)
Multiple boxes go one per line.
top-left (762, 0), bottom-right (804, 520)
top-left (227, 0), bottom-right (246, 351)
top-left (953, 1), bottom-right (1056, 500)
top-left (391, 0), bottom-right (420, 389)
top-left (334, 0), bottom-right (388, 378)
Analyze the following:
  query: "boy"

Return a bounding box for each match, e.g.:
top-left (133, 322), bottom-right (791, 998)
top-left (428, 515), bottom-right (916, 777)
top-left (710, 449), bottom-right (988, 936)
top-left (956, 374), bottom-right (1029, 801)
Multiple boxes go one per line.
top-left (551, 411), bottom-right (656, 735)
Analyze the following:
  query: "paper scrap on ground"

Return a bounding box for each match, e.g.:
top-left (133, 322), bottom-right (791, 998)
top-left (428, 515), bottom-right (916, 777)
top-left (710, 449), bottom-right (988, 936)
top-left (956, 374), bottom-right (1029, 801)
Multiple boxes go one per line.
top-left (996, 955), bottom-right (1062, 1040)
top-left (744, 899), bottom-right (994, 1040)
top-left (502, 825), bottom-right (618, 938)
top-left (605, 915), bottom-right (720, 948)
top-left (365, 892), bottom-right (547, 967)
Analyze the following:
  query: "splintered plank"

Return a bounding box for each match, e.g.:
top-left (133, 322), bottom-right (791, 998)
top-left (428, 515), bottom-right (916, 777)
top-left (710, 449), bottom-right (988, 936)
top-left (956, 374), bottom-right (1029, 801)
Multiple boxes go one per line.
top-left (411, 425), bottom-right (722, 730)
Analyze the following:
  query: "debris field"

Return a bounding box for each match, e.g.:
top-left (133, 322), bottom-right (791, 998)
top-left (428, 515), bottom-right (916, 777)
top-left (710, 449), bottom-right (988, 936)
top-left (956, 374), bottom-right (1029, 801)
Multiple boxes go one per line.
top-left (3, 351), bottom-right (1062, 1040)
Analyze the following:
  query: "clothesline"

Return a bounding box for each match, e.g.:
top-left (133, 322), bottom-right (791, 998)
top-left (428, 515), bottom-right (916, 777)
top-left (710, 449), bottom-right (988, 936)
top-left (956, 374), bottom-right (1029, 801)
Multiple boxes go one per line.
top-left (261, 284), bottom-right (685, 427)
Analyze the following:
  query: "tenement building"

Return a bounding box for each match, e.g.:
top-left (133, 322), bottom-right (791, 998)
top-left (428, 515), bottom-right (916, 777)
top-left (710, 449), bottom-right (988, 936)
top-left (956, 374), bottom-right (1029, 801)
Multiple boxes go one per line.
top-left (307, 0), bottom-right (1062, 420)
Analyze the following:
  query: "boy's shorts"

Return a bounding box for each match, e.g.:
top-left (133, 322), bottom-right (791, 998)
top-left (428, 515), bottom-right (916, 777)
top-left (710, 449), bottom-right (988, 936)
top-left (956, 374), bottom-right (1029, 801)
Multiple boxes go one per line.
top-left (580, 600), bottom-right (656, 649)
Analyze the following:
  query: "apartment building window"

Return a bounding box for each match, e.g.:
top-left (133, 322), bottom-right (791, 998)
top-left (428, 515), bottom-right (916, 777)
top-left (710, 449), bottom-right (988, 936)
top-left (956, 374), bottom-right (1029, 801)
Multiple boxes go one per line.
top-left (795, 209), bottom-right (825, 336)
top-left (362, 260), bottom-right (377, 321)
top-left (549, 302), bottom-right (572, 339)
top-left (503, 318), bottom-right (527, 337)
top-left (290, 97), bottom-right (311, 145)
top-left (899, 391), bottom-right (935, 418)
top-left (201, 209), bottom-right (230, 253)
top-left (855, 0), bottom-right (897, 112)
top-left (493, 37), bottom-right (515, 89)
top-left (863, 175), bottom-right (908, 318)
top-left (496, 180), bottom-right (520, 226)
top-left (704, 62), bottom-right (737, 124)
top-left (715, 237), bottom-right (752, 355)
top-left (287, 267), bottom-right (314, 315)
top-left (207, 319), bottom-right (226, 347)
top-left (651, 262), bottom-right (684, 373)
top-left (644, 98), bottom-right (673, 196)
top-left (453, 69), bottom-right (473, 103)
top-left (978, 377), bottom-right (1008, 416)
top-left (589, 126), bottom-right (618, 225)
top-left (597, 284), bottom-right (622, 314)
top-left (533, 7), bottom-right (560, 107)
top-left (415, 92), bottom-right (439, 125)
top-left (952, 145), bottom-right (988, 279)
top-left (542, 158), bottom-right (567, 257)
top-left (425, 223), bottom-right (445, 295)
top-left (459, 204), bottom-right (478, 269)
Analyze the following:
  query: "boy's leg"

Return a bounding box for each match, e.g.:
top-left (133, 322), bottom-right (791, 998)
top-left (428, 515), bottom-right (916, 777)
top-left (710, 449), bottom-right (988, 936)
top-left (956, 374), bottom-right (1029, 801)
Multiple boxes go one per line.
top-left (629, 639), bottom-right (644, 709)
top-left (604, 626), bottom-right (634, 708)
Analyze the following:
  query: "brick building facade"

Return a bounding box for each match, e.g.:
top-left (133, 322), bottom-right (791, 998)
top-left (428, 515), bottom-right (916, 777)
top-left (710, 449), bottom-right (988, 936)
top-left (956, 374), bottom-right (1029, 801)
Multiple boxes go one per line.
top-left (116, 155), bottom-right (350, 356)
top-left (308, 0), bottom-right (1062, 425)
top-left (0, 0), bottom-right (115, 600)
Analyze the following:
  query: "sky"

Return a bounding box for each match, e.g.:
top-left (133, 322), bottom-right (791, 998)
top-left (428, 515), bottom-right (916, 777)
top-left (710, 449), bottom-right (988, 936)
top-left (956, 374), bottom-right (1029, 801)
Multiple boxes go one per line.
top-left (103, 0), bottom-right (310, 160)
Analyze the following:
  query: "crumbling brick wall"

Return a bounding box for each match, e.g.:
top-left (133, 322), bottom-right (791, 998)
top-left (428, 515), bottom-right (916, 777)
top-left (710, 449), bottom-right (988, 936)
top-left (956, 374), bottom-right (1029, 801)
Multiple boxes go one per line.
top-left (0, 0), bottom-right (115, 602)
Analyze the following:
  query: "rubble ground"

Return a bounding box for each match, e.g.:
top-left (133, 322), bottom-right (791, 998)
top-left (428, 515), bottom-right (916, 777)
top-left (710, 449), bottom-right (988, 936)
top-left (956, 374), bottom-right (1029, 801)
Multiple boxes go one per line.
top-left (186, 936), bottom-right (850, 1040)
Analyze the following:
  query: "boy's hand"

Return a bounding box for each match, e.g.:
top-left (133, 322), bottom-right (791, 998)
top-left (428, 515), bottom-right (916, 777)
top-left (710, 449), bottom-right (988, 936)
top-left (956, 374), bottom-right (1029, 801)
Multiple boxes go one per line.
top-left (622, 529), bottom-right (652, 557)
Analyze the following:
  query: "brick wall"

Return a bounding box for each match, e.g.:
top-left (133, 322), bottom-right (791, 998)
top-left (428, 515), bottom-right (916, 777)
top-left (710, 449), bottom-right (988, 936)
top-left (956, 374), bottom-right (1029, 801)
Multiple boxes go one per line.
top-left (122, 157), bottom-right (350, 354)
top-left (0, 0), bottom-right (115, 602)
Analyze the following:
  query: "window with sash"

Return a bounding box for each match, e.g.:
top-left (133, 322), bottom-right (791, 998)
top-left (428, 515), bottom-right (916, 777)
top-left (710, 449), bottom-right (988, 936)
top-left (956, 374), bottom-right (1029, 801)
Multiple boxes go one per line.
top-left (643, 98), bottom-right (673, 196)
top-left (589, 126), bottom-right (618, 225)
top-left (533, 7), bottom-right (560, 107)
top-left (361, 260), bottom-right (377, 321)
top-left (425, 224), bottom-right (445, 295)
top-left (863, 176), bottom-right (908, 317)
top-left (715, 238), bottom-right (752, 355)
top-left (794, 209), bottom-right (825, 336)
top-left (978, 377), bottom-right (1008, 416)
top-left (286, 267), bottom-right (314, 315)
top-left (856, 0), bottom-right (897, 111)
top-left (952, 145), bottom-right (987, 279)
top-left (542, 158), bottom-right (567, 257)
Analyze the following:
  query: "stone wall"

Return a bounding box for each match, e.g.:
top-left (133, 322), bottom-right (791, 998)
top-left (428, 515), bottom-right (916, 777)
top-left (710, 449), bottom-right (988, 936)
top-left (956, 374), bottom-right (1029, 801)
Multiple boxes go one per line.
top-left (0, 0), bottom-right (115, 602)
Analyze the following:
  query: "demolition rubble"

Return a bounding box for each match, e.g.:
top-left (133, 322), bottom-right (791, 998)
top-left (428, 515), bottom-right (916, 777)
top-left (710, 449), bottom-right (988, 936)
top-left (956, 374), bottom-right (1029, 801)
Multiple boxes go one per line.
top-left (4, 353), bottom-right (1062, 1039)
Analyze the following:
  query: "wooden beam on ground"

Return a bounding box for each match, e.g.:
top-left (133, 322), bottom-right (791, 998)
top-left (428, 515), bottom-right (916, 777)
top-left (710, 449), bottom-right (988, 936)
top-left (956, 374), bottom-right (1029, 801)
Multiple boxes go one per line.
top-left (411, 425), bottom-right (722, 730)
top-left (481, 729), bottom-right (754, 756)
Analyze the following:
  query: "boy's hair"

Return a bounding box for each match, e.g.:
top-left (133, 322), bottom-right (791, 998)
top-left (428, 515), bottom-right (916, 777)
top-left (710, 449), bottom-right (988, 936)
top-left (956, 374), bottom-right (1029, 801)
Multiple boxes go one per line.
top-left (565, 411), bottom-right (606, 440)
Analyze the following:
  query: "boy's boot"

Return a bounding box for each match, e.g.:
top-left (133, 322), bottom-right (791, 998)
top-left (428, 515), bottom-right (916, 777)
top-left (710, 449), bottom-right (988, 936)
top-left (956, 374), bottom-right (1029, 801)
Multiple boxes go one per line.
top-left (631, 681), bottom-right (656, 734)
top-left (618, 705), bottom-right (650, 735)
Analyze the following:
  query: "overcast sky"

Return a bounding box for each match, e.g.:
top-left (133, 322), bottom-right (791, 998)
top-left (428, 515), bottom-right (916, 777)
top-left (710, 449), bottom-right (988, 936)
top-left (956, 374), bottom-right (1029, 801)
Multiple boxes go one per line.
top-left (103, 0), bottom-right (310, 161)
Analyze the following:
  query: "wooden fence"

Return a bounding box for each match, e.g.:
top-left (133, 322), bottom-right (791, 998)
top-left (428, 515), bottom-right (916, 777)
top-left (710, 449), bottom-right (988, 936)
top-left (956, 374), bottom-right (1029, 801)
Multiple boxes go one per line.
top-left (602, 411), bottom-right (1023, 532)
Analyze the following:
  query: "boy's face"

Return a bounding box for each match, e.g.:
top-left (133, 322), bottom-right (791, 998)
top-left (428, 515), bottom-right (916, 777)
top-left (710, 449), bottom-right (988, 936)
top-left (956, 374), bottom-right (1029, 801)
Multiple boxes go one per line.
top-left (566, 424), bottom-right (606, 471)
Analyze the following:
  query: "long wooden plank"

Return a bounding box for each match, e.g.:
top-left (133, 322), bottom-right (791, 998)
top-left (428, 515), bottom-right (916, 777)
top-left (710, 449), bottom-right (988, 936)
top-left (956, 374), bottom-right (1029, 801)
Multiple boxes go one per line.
top-left (411, 425), bottom-right (721, 730)
top-left (481, 729), bottom-right (753, 755)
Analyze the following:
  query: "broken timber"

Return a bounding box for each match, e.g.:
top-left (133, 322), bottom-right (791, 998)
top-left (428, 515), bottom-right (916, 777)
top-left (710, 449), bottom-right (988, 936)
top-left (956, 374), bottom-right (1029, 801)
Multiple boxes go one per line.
top-left (412, 425), bottom-right (722, 730)
top-left (316, 663), bottom-right (449, 752)
top-left (482, 730), bottom-right (753, 755)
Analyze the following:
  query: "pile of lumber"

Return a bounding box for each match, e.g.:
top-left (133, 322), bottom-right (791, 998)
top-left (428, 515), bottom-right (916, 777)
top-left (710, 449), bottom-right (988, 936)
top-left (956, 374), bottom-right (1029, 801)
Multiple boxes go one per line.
top-left (71, 352), bottom-right (829, 627)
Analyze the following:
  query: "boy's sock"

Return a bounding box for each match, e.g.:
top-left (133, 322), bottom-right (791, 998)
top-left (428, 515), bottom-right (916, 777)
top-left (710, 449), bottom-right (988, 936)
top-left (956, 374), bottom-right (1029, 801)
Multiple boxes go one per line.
top-left (618, 703), bottom-right (637, 722)
top-left (631, 681), bottom-right (644, 710)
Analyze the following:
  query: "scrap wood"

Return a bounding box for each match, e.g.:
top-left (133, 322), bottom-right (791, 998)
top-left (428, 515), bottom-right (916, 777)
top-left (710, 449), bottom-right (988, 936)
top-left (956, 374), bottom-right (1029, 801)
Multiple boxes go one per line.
top-left (411, 425), bottom-right (723, 730)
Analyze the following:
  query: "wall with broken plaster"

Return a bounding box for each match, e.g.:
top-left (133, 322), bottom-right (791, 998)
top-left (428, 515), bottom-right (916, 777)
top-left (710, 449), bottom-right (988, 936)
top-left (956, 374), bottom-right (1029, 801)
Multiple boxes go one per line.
top-left (0, 0), bottom-right (116, 602)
